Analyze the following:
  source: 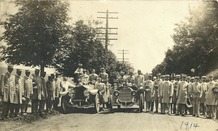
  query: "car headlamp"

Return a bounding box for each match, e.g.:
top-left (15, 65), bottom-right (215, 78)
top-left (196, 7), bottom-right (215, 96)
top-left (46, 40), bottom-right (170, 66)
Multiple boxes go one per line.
top-left (113, 91), bottom-right (119, 97)
top-left (131, 91), bottom-right (137, 96)
top-left (83, 90), bottom-right (89, 97)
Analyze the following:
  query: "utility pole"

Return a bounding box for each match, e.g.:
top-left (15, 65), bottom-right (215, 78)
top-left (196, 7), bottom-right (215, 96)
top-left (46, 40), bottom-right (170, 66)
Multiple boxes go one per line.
top-left (118, 50), bottom-right (129, 64)
top-left (97, 10), bottom-right (118, 51)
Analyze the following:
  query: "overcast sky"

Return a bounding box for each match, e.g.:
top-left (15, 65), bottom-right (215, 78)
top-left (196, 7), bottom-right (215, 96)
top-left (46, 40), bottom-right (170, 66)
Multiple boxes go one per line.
top-left (68, 0), bottom-right (200, 73)
top-left (0, 0), bottom-right (200, 74)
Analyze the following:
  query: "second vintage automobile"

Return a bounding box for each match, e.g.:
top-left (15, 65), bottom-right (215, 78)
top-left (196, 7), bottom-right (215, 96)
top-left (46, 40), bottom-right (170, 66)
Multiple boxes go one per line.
top-left (109, 82), bottom-right (144, 112)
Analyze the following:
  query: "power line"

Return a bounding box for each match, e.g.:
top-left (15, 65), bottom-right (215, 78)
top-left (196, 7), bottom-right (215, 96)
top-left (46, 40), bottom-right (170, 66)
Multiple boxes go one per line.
top-left (97, 10), bottom-right (118, 51)
top-left (118, 50), bottom-right (129, 64)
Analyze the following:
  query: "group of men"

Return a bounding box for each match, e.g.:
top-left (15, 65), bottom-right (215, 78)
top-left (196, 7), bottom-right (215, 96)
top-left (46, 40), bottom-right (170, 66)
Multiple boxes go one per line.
top-left (0, 65), bottom-right (62, 120)
top-left (117, 70), bottom-right (218, 119)
top-left (0, 64), bottom-right (110, 120)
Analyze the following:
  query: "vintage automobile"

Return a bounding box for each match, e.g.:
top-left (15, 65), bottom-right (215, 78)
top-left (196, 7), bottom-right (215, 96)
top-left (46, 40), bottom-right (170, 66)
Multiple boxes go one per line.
top-left (59, 83), bottom-right (110, 113)
top-left (109, 82), bottom-right (144, 112)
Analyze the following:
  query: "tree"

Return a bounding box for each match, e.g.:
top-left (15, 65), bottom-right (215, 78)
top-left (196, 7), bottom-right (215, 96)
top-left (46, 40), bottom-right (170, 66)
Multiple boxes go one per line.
top-left (1, 0), bottom-right (69, 75)
top-left (152, 1), bottom-right (218, 76)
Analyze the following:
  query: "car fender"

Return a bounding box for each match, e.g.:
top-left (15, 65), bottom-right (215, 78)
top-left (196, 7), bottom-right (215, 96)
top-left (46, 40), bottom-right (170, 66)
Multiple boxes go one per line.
top-left (89, 89), bottom-right (98, 95)
top-left (60, 91), bottom-right (68, 96)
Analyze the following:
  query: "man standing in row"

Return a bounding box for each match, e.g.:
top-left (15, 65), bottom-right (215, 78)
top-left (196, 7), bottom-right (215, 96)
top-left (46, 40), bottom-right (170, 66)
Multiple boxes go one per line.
top-left (162, 75), bottom-right (173, 114)
top-left (1, 65), bottom-right (15, 119)
top-left (176, 74), bottom-right (188, 116)
top-left (191, 76), bottom-right (202, 117)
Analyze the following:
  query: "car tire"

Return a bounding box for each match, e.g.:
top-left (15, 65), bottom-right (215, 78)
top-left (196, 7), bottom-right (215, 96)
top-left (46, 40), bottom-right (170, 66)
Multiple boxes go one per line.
top-left (109, 95), bottom-right (113, 112)
top-left (94, 93), bottom-right (101, 113)
top-left (139, 93), bottom-right (144, 112)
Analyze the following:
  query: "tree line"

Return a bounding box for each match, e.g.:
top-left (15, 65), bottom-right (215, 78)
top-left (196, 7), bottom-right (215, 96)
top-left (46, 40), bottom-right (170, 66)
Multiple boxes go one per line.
top-left (152, 1), bottom-right (218, 77)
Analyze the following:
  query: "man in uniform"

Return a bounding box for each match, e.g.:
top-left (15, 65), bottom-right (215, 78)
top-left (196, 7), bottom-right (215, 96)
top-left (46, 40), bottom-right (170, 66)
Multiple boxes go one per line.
top-left (143, 74), bottom-right (153, 112)
top-left (46, 75), bottom-right (55, 113)
top-left (89, 69), bottom-right (98, 85)
top-left (22, 70), bottom-right (32, 115)
top-left (32, 69), bottom-right (42, 114)
top-left (205, 75), bottom-right (216, 119)
top-left (39, 71), bottom-right (47, 114)
top-left (54, 73), bottom-right (61, 110)
top-left (135, 70), bottom-right (144, 89)
top-left (14, 69), bottom-right (24, 117)
top-left (200, 76), bottom-right (207, 116)
top-left (172, 75), bottom-right (180, 114)
top-left (158, 75), bottom-right (165, 114)
top-left (162, 74), bottom-right (173, 114)
top-left (176, 74), bottom-right (188, 116)
top-left (191, 76), bottom-right (202, 117)
top-left (1, 65), bottom-right (15, 119)
top-left (152, 74), bottom-right (161, 113)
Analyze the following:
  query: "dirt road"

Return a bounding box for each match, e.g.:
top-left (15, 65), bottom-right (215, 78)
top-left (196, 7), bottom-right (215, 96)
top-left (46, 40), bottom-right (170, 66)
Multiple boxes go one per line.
top-left (3, 109), bottom-right (217, 131)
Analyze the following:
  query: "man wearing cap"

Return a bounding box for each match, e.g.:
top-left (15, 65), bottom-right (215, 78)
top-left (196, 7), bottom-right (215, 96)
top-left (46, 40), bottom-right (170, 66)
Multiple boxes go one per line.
top-left (191, 76), bottom-right (202, 117)
top-left (135, 70), bottom-right (144, 89)
top-left (99, 68), bottom-right (108, 85)
top-left (13, 69), bottom-right (24, 117)
top-left (205, 75), bottom-right (216, 119)
top-left (143, 74), bottom-right (153, 112)
top-left (89, 69), bottom-right (98, 85)
top-left (152, 74), bottom-right (161, 113)
top-left (32, 69), bottom-right (42, 114)
top-left (161, 74), bottom-right (173, 114)
top-left (39, 72), bottom-right (47, 114)
top-left (200, 76), bottom-right (207, 116)
top-left (186, 77), bottom-right (195, 115)
top-left (22, 70), bottom-right (33, 115)
top-left (172, 75), bottom-right (180, 114)
top-left (176, 74), bottom-right (189, 116)
top-left (54, 73), bottom-right (61, 110)
top-left (158, 75), bottom-right (165, 114)
top-left (0, 65), bottom-right (15, 119)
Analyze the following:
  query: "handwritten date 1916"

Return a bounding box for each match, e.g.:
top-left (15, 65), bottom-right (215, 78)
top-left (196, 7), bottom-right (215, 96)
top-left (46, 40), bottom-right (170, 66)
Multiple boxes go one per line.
top-left (180, 121), bottom-right (200, 130)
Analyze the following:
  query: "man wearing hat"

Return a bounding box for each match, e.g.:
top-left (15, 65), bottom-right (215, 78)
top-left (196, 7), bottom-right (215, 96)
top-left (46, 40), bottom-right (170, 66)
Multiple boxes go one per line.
top-left (205, 75), bottom-right (216, 119)
top-left (152, 74), bottom-right (161, 113)
top-left (32, 69), bottom-right (42, 114)
top-left (176, 74), bottom-right (189, 116)
top-left (191, 76), bottom-right (202, 117)
top-left (172, 75), bottom-right (180, 114)
top-left (54, 73), bottom-right (61, 110)
top-left (22, 70), bottom-right (33, 115)
top-left (143, 74), bottom-right (153, 112)
top-left (13, 69), bottom-right (24, 117)
top-left (200, 76), bottom-right (207, 116)
top-left (161, 74), bottom-right (173, 114)
top-left (158, 75), bottom-right (165, 114)
top-left (1, 65), bottom-right (15, 119)
top-left (39, 72), bottom-right (47, 114)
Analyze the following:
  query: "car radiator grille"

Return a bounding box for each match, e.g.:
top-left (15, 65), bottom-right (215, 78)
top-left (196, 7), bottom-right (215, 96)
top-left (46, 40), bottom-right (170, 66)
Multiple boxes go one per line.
top-left (118, 88), bottom-right (133, 102)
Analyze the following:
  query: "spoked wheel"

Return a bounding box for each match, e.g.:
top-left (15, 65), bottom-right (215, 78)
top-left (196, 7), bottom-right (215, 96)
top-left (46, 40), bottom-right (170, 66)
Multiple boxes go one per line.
top-left (108, 95), bottom-right (113, 112)
top-left (139, 93), bottom-right (144, 113)
top-left (94, 93), bottom-right (102, 113)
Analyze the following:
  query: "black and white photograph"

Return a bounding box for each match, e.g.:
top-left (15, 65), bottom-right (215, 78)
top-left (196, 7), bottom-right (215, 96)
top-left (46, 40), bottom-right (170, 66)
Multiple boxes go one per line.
top-left (0, 0), bottom-right (218, 131)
